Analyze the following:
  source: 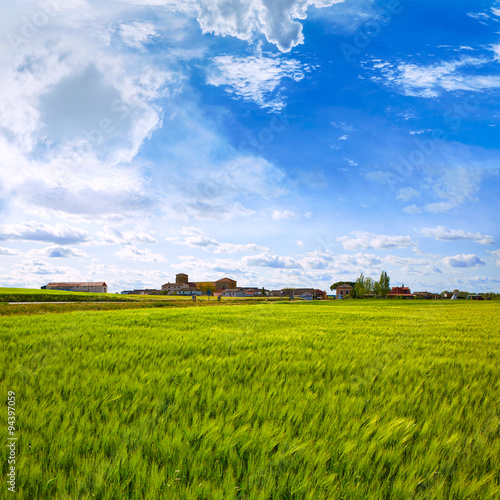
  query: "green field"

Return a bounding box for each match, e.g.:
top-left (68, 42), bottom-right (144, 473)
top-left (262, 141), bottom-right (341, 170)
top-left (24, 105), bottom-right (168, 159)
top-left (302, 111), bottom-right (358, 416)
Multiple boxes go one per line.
top-left (1, 300), bottom-right (499, 499)
top-left (0, 288), bottom-right (134, 303)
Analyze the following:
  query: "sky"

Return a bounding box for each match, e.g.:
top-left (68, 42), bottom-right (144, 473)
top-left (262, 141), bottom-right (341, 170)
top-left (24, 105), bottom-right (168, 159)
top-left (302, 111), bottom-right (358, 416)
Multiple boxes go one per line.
top-left (0, 0), bottom-right (499, 293)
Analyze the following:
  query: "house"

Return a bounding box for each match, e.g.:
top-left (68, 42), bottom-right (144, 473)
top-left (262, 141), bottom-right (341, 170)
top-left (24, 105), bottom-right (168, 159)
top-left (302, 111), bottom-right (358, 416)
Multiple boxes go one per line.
top-left (215, 277), bottom-right (237, 290)
top-left (335, 284), bottom-right (353, 299)
top-left (177, 289), bottom-right (202, 296)
top-left (387, 285), bottom-right (414, 299)
top-left (125, 289), bottom-right (162, 295)
top-left (44, 282), bottom-right (107, 293)
top-left (281, 288), bottom-right (327, 299)
top-left (220, 289), bottom-right (247, 297)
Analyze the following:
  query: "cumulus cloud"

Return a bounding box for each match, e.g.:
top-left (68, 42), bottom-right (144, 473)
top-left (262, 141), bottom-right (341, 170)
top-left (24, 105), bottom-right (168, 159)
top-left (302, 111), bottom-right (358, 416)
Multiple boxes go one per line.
top-left (422, 226), bottom-right (494, 245)
top-left (0, 221), bottom-right (90, 245)
top-left (271, 209), bottom-right (298, 220)
top-left (196, 0), bottom-right (345, 52)
top-left (0, 247), bottom-right (21, 256)
top-left (207, 53), bottom-right (312, 111)
top-left (338, 231), bottom-right (414, 251)
top-left (119, 21), bottom-right (157, 49)
top-left (166, 227), bottom-right (269, 253)
top-left (38, 246), bottom-right (88, 258)
top-left (96, 227), bottom-right (158, 246)
top-left (443, 254), bottom-right (486, 268)
top-left (487, 249), bottom-right (500, 266)
top-left (115, 246), bottom-right (166, 262)
top-left (242, 252), bottom-right (302, 269)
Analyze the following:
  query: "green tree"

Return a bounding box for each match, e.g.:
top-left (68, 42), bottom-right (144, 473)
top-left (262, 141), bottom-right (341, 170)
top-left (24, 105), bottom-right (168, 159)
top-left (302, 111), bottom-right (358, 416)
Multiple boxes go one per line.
top-left (376, 271), bottom-right (391, 298)
top-left (197, 282), bottom-right (216, 298)
top-left (354, 273), bottom-right (367, 299)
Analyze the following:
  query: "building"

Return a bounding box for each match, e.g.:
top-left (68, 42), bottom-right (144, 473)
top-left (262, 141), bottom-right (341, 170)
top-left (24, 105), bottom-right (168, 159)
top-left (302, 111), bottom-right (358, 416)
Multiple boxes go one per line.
top-left (215, 277), bottom-right (237, 290)
top-left (387, 285), bottom-right (414, 299)
top-left (220, 289), bottom-right (248, 297)
top-left (281, 288), bottom-right (327, 300)
top-left (161, 274), bottom-right (238, 294)
top-left (335, 284), bottom-right (353, 299)
top-left (123, 289), bottom-right (162, 295)
top-left (44, 282), bottom-right (107, 293)
top-left (161, 273), bottom-right (199, 294)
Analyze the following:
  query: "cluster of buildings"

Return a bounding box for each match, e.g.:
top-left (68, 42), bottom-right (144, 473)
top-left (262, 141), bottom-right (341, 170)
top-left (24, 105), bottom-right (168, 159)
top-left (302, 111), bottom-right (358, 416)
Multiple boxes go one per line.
top-left (40, 277), bottom-right (485, 300)
top-left (122, 273), bottom-right (328, 300)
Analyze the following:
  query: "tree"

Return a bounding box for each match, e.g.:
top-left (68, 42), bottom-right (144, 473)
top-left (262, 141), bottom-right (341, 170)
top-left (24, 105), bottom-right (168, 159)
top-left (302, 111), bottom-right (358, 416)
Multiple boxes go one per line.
top-left (354, 273), bottom-right (374, 298)
top-left (197, 282), bottom-right (216, 298)
top-left (376, 271), bottom-right (391, 298)
top-left (261, 287), bottom-right (266, 296)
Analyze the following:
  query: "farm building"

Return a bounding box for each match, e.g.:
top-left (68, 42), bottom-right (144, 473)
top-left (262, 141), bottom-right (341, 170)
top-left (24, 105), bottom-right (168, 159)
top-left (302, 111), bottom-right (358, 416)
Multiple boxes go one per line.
top-left (215, 277), bottom-right (237, 289)
top-left (282, 289), bottom-right (327, 300)
top-left (220, 289), bottom-right (248, 297)
top-left (161, 273), bottom-right (238, 294)
top-left (387, 285), bottom-right (414, 299)
top-left (44, 282), bottom-right (107, 293)
top-left (335, 284), bottom-right (353, 299)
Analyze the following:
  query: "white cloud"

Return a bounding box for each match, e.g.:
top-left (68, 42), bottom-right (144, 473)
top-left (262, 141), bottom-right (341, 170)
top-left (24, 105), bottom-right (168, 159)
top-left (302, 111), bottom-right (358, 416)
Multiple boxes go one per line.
top-left (0, 247), bottom-right (21, 256)
top-left (196, 0), bottom-right (345, 53)
top-left (422, 202), bottom-right (459, 214)
top-left (403, 204), bottom-right (423, 214)
top-left (338, 231), bottom-right (415, 251)
top-left (119, 21), bottom-right (157, 49)
top-left (487, 249), bottom-right (500, 266)
top-left (115, 246), bottom-right (166, 262)
top-left (35, 246), bottom-right (88, 258)
top-left (97, 227), bottom-right (158, 246)
top-left (206, 53), bottom-right (311, 111)
top-left (271, 209), bottom-right (298, 220)
top-left (0, 221), bottom-right (90, 245)
top-left (443, 254), bottom-right (486, 268)
top-left (396, 187), bottom-right (420, 202)
top-left (369, 56), bottom-right (500, 98)
top-left (296, 240), bottom-right (306, 247)
top-left (422, 226), bottom-right (494, 245)
top-left (166, 227), bottom-right (269, 254)
top-left (242, 252), bottom-right (302, 269)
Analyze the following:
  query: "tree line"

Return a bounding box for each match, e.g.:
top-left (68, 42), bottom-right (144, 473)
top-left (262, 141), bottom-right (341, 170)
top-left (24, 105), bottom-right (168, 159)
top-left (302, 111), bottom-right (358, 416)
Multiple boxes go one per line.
top-left (331, 271), bottom-right (391, 299)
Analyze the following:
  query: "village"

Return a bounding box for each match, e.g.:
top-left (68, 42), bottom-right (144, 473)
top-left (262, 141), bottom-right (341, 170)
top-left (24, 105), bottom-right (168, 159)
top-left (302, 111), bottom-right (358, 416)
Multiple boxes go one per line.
top-left (41, 273), bottom-right (488, 300)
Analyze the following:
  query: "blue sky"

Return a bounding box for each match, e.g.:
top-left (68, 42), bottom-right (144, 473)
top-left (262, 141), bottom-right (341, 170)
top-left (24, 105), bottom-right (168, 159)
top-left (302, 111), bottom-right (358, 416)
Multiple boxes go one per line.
top-left (0, 0), bottom-right (499, 293)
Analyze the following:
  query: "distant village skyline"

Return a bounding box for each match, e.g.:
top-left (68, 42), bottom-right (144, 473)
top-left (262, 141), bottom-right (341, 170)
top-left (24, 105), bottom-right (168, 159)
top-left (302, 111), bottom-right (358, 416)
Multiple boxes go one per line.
top-left (0, 1), bottom-right (499, 294)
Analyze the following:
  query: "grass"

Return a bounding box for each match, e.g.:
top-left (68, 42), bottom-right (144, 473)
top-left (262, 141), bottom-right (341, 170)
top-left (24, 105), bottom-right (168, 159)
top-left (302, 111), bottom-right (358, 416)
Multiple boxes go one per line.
top-left (0, 287), bottom-right (133, 303)
top-left (1, 300), bottom-right (499, 499)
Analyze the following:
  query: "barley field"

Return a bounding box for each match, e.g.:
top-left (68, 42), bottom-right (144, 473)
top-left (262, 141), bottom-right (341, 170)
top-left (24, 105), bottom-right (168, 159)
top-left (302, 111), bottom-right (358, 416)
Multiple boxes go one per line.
top-left (1, 300), bottom-right (499, 499)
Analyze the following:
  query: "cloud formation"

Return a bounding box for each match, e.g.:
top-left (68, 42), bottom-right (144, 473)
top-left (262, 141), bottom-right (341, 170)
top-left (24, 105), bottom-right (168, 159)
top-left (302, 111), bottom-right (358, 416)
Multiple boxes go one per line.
top-left (422, 226), bottom-right (494, 245)
top-left (207, 53), bottom-right (311, 111)
top-left (443, 254), bottom-right (486, 268)
top-left (338, 231), bottom-right (414, 251)
top-left (166, 227), bottom-right (269, 253)
top-left (0, 222), bottom-right (90, 245)
top-left (197, 0), bottom-right (345, 52)
top-left (369, 56), bottom-right (500, 98)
